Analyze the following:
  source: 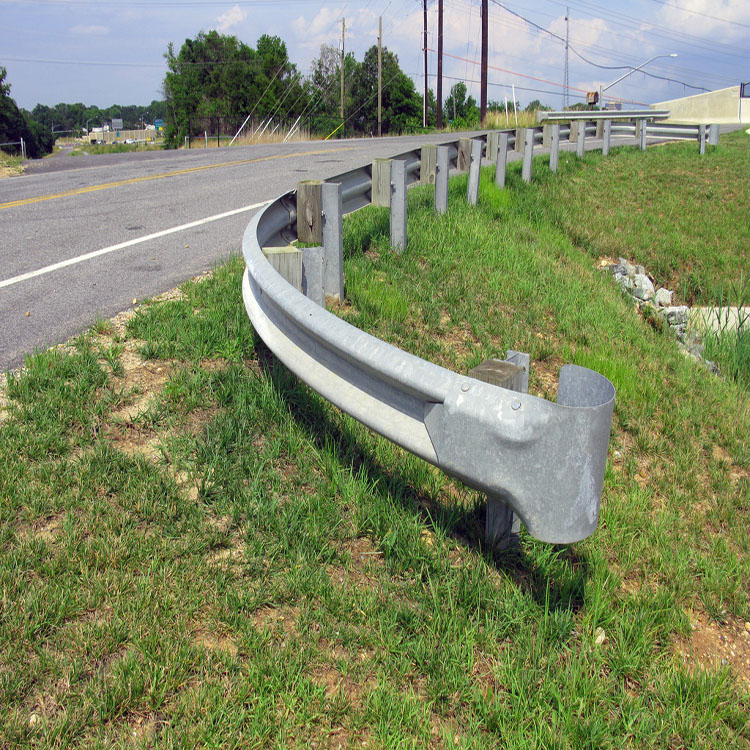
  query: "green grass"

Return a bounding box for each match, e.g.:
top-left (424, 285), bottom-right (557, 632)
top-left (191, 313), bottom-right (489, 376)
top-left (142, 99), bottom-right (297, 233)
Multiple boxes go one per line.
top-left (0, 149), bottom-right (25, 175)
top-left (1, 135), bottom-right (749, 748)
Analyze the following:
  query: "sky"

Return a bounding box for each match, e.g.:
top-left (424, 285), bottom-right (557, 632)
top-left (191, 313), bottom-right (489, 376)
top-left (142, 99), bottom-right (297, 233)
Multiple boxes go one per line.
top-left (2, 0), bottom-right (748, 114)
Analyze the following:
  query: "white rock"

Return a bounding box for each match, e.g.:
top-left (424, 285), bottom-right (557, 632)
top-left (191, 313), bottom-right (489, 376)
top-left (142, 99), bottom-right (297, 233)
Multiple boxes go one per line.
top-left (632, 274), bottom-right (655, 301)
top-left (654, 288), bottom-right (673, 307)
top-left (664, 306), bottom-right (690, 327)
top-left (594, 627), bottom-right (607, 645)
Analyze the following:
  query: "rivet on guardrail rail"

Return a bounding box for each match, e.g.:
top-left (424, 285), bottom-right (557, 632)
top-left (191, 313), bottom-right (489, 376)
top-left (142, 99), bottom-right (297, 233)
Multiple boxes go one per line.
top-left (467, 139), bottom-right (483, 205)
top-left (390, 159), bottom-right (407, 252)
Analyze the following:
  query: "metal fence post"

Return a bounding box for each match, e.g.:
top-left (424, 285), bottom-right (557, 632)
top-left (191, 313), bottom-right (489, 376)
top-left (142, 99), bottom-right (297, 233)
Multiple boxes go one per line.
top-left (390, 159), bottom-right (407, 252)
top-left (495, 132), bottom-right (509, 188)
top-left (576, 120), bottom-right (586, 158)
top-left (301, 248), bottom-right (325, 307)
top-left (708, 124), bottom-right (719, 146)
top-left (467, 139), bottom-right (483, 205)
top-left (435, 146), bottom-right (449, 214)
top-left (602, 119), bottom-right (611, 157)
top-left (322, 181), bottom-right (344, 302)
top-left (522, 128), bottom-right (534, 183)
top-left (699, 124), bottom-right (707, 155)
top-left (549, 124), bottom-right (560, 173)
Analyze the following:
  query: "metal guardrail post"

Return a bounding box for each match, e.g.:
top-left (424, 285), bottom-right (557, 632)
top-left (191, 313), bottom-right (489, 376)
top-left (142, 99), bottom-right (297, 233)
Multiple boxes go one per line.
top-left (467, 139), bottom-right (483, 205)
top-left (322, 182), bottom-right (344, 302)
top-left (639, 121), bottom-right (647, 151)
top-left (522, 129), bottom-right (534, 183)
top-left (435, 146), bottom-right (449, 214)
top-left (708, 124), bottom-right (719, 146)
top-left (549, 124), bottom-right (560, 173)
top-left (421, 144), bottom-right (437, 185)
top-left (495, 132), bottom-right (509, 188)
top-left (390, 159), bottom-right (407, 251)
top-left (301, 248), bottom-right (325, 307)
top-left (576, 121), bottom-right (586, 158)
top-left (699, 125), bottom-right (707, 155)
top-left (602, 120), bottom-right (612, 157)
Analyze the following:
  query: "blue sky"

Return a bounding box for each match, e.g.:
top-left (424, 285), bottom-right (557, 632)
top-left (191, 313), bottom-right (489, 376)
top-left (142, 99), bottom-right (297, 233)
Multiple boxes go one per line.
top-left (2, 0), bottom-right (748, 112)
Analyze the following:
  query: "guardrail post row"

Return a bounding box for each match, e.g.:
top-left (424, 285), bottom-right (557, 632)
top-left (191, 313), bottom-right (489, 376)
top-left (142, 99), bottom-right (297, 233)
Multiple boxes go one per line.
top-left (602, 119), bottom-right (611, 157)
top-left (495, 132), bottom-right (509, 188)
top-left (296, 180), bottom-right (323, 244)
top-left (390, 159), bottom-right (407, 252)
top-left (421, 144), bottom-right (437, 185)
top-left (708, 124), bottom-right (719, 146)
top-left (458, 138), bottom-right (472, 172)
top-left (549, 124), bottom-right (560, 173)
top-left (435, 146), bottom-right (449, 214)
top-left (467, 139), bottom-right (483, 205)
top-left (576, 121), bottom-right (586, 158)
top-left (322, 181), bottom-right (344, 302)
top-left (522, 129), bottom-right (534, 184)
top-left (372, 159), bottom-right (392, 207)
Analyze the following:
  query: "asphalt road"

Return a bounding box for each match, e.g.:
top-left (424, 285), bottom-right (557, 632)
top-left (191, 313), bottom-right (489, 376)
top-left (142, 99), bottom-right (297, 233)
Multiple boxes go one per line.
top-left (0, 127), bottom-right (691, 371)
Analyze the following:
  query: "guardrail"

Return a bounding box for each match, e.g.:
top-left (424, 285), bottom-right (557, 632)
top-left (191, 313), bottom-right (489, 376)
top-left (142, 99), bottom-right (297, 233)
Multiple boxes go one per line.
top-left (241, 121), bottom-right (718, 548)
top-left (0, 139), bottom-right (26, 159)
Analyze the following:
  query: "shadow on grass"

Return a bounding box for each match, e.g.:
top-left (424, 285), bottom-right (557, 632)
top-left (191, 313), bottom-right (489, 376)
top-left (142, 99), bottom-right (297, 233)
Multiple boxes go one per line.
top-left (255, 342), bottom-right (589, 613)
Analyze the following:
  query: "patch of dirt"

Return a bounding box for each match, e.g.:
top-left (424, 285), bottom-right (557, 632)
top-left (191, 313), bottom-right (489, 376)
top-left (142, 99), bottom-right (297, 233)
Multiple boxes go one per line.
top-left (308, 663), bottom-right (374, 710)
top-left (326, 537), bottom-right (384, 590)
top-left (124, 711), bottom-right (163, 743)
top-left (110, 354), bottom-right (172, 423)
top-left (193, 626), bottom-right (239, 657)
top-left (675, 610), bottom-right (750, 686)
top-left (529, 355), bottom-right (563, 399)
top-left (252, 605), bottom-right (300, 639)
top-left (104, 423), bottom-right (161, 462)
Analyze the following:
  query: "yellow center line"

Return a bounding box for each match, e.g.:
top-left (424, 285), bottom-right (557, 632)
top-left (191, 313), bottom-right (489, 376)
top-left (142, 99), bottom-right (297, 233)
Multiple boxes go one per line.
top-left (0, 147), bottom-right (354, 210)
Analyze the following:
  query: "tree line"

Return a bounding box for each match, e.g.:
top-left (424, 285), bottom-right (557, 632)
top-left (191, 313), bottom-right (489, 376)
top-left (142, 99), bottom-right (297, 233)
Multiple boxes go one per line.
top-left (0, 67), bottom-right (54, 158)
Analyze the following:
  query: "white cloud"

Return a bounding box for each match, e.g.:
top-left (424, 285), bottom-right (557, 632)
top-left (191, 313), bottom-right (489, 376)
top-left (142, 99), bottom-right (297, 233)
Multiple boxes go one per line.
top-left (70, 25), bottom-right (109, 36)
top-left (215, 5), bottom-right (247, 33)
top-left (657, 0), bottom-right (750, 41)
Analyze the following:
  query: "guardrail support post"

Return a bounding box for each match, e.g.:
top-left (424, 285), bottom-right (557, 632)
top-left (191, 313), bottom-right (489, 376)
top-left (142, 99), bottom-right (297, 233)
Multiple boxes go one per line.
top-left (435, 146), bottom-right (449, 214)
top-left (467, 139), bottom-right (483, 205)
top-left (569, 121), bottom-right (580, 146)
top-left (495, 132), bottom-right (509, 188)
top-left (639, 120), bottom-right (647, 151)
top-left (486, 132), bottom-right (499, 162)
top-left (301, 248), bottom-right (325, 307)
top-left (699, 124), bottom-right (707, 155)
top-left (708, 124), bottom-right (719, 146)
top-left (458, 138), bottom-right (472, 172)
top-left (602, 119), bottom-right (611, 157)
top-left (372, 159), bottom-right (391, 207)
top-left (469, 350), bottom-right (530, 551)
top-left (421, 144), bottom-right (437, 185)
top-left (390, 159), bottom-right (407, 252)
top-left (576, 121), bottom-right (586, 158)
top-left (297, 180), bottom-right (323, 244)
top-left (549, 124), bottom-right (560, 173)
top-left (322, 181), bottom-right (344, 302)
top-left (522, 129), bottom-right (534, 183)
top-left (263, 247), bottom-right (303, 291)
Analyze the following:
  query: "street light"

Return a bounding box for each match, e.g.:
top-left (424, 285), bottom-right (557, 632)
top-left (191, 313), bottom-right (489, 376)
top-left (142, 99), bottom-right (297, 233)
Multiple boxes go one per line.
top-left (599, 53), bottom-right (677, 108)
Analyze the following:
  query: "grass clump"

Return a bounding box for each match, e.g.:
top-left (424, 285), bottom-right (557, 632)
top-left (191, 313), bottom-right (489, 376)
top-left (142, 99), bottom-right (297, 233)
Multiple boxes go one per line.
top-left (0, 135), bottom-right (748, 747)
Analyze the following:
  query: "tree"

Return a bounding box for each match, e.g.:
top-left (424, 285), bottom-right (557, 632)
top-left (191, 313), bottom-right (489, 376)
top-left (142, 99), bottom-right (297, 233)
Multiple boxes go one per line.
top-left (0, 68), bottom-right (53, 158)
top-left (524, 99), bottom-right (552, 112)
top-left (443, 82), bottom-right (478, 125)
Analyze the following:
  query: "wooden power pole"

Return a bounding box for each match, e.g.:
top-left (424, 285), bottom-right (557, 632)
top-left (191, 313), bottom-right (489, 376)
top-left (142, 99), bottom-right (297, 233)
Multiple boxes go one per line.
top-left (340, 18), bottom-right (345, 124)
top-left (423, 0), bottom-right (428, 128)
top-left (437, 0), bottom-right (443, 129)
top-left (378, 17), bottom-right (382, 137)
top-left (480, 0), bottom-right (488, 124)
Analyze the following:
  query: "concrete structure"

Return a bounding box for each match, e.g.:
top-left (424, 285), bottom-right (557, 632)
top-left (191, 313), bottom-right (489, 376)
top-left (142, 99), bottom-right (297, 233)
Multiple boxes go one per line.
top-left (651, 86), bottom-right (748, 124)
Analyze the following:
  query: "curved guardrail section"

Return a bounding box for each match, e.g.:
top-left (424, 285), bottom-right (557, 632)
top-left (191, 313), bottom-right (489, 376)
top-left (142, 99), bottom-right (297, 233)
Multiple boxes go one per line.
top-left (241, 136), bottom-right (617, 545)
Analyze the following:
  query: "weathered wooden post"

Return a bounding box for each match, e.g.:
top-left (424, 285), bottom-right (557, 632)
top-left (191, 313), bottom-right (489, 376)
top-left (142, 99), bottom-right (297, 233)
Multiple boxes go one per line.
top-left (372, 159), bottom-right (391, 206)
top-left (486, 132), bottom-right (499, 163)
top-left (322, 181), bottom-right (344, 302)
top-left (708, 123), bottom-right (719, 146)
top-left (468, 350), bottom-right (530, 551)
top-left (699, 124), bottom-right (707, 155)
top-left (435, 145), bottom-right (449, 214)
top-left (263, 247), bottom-right (303, 291)
top-left (569, 121), bottom-right (580, 146)
top-left (467, 139), bottom-right (482, 205)
top-left (576, 120), bottom-right (586, 158)
top-left (602, 119), bottom-right (612, 157)
top-left (514, 127), bottom-right (526, 154)
top-left (522, 128), bottom-right (534, 183)
top-left (495, 131), bottom-right (509, 188)
top-left (421, 144), bottom-right (437, 185)
top-left (390, 159), bottom-right (407, 251)
top-left (297, 180), bottom-right (322, 243)
top-left (458, 138), bottom-right (472, 172)
top-left (549, 124), bottom-right (560, 173)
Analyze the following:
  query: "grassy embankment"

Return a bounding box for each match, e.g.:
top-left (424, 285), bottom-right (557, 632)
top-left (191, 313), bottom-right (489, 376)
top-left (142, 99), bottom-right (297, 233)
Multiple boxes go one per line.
top-left (0, 131), bottom-right (748, 748)
top-left (0, 149), bottom-right (24, 177)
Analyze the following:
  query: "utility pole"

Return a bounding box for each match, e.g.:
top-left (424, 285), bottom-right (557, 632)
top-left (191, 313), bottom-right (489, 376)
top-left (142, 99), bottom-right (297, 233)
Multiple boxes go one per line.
top-left (564, 8), bottom-right (570, 109)
top-left (340, 18), bottom-right (345, 124)
top-left (437, 0), bottom-right (443, 129)
top-left (423, 0), bottom-right (428, 128)
top-left (480, 0), bottom-right (488, 124)
top-left (378, 16), bottom-right (382, 137)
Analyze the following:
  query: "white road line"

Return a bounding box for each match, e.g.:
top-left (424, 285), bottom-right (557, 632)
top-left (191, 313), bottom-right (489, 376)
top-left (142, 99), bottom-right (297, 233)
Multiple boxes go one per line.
top-left (0, 200), bottom-right (271, 290)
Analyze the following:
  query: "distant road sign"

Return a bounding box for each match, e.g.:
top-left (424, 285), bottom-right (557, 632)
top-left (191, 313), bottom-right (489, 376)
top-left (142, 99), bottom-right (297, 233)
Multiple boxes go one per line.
top-left (155, 119), bottom-right (164, 132)
top-left (112, 118), bottom-right (123, 130)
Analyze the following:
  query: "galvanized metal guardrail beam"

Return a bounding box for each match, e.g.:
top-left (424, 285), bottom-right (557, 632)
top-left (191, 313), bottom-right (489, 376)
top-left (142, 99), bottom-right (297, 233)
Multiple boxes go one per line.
top-left (537, 110), bottom-right (671, 122)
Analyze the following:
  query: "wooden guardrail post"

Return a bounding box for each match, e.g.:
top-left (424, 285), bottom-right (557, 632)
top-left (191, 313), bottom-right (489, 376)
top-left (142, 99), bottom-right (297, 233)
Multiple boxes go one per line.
top-left (638, 120), bottom-right (647, 151)
top-left (549, 124), bottom-right (560, 172)
top-left (297, 180), bottom-right (322, 243)
top-left (522, 129), bottom-right (534, 183)
top-left (322, 181), bottom-right (344, 302)
top-left (708, 124), bottom-right (719, 146)
top-left (421, 144), bottom-right (437, 185)
top-left (576, 121), bottom-right (586, 158)
top-left (435, 146), bottom-right (449, 214)
top-left (263, 247), bottom-right (303, 291)
top-left (699, 124), bottom-right (707, 155)
top-left (569, 121), bottom-right (580, 146)
top-left (390, 159), bottom-right (407, 251)
top-left (602, 119), bottom-right (611, 156)
top-left (486, 132), bottom-right (499, 163)
top-left (372, 159), bottom-right (391, 206)
top-left (467, 139), bottom-right (483, 205)
top-left (495, 131), bottom-right (509, 188)
top-left (458, 138), bottom-right (472, 172)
